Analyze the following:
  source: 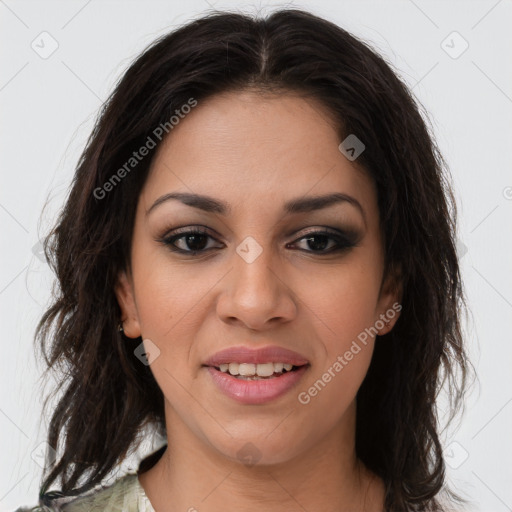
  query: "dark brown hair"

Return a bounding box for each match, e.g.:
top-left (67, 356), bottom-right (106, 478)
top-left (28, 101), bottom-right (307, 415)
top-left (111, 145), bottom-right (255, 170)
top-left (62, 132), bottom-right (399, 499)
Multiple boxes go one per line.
top-left (35, 8), bottom-right (475, 511)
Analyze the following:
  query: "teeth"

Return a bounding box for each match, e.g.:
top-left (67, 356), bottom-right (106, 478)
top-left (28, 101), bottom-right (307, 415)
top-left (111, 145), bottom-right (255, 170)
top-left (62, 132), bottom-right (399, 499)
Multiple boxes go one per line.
top-left (217, 362), bottom-right (297, 377)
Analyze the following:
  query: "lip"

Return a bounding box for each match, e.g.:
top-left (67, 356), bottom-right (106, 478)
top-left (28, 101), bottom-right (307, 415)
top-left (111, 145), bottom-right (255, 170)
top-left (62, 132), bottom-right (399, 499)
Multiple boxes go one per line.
top-left (206, 365), bottom-right (309, 405)
top-left (202, 345), bottom-right (310, 367)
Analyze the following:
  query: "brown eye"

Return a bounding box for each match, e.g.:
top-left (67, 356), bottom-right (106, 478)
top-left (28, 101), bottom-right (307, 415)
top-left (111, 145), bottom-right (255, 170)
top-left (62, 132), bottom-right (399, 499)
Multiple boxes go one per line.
top-left (159, 228), bottom-right (222, 254)
top-left (287, 229), bottom-right (359, 254)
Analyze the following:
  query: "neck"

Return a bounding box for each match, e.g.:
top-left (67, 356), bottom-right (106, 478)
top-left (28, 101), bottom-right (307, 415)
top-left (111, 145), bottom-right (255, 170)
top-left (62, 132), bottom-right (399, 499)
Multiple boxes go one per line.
top-left (138, 400), bottom-right (385, 512)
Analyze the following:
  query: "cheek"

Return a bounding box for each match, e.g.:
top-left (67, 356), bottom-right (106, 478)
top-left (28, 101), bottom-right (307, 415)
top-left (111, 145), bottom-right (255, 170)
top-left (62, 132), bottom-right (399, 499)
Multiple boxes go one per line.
top-left (298, 278), bottom-right (378, 418)
top-left (303, 259), bottom-right (382, 340)
top-left (297, 348), bottom-right (372, 435)
top-left (131, 244), bottom-right (216, 338)
top-left (296, 260), bottom-right (381, 399)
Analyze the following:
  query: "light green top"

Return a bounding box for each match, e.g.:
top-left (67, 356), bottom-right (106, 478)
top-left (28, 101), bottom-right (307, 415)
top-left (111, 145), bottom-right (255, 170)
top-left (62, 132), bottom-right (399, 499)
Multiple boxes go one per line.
top-left (15, 473), bottom-right (156, 512)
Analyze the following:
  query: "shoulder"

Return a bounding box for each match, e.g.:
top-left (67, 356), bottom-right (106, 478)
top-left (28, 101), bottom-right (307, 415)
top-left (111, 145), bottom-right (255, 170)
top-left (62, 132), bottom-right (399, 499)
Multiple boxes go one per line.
top-left (14, 473), bottom-right (143, 512)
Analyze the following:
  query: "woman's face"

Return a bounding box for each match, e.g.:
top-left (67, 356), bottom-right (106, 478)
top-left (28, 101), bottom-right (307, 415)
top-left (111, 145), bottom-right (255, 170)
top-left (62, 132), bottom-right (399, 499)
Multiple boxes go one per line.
top-left (116, 90), bottom-right (401, 466)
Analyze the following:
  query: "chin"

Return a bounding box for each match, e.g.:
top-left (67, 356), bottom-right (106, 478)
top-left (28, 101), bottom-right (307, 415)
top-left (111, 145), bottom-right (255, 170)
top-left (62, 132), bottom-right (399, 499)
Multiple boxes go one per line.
top-left (210, 432), bottom-right (305, 469)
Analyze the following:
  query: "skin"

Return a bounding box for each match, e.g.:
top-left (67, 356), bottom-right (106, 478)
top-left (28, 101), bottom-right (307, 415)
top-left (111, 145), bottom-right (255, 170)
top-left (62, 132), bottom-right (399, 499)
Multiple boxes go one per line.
top-left (115, 89), bottom-right (402, 512)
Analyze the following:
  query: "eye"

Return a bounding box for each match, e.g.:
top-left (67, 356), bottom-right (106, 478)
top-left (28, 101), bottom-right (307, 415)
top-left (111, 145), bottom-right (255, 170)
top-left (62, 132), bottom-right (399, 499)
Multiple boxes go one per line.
top-left (157, 227), bottom-right (222, 254)
top-left (287, 228), bottom-right (359, 254)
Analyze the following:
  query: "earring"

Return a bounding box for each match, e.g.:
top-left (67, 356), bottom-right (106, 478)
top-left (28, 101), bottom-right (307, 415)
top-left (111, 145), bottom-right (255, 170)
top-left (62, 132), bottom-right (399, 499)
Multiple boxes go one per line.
top-left (118, 322), bottom-right (124, 333)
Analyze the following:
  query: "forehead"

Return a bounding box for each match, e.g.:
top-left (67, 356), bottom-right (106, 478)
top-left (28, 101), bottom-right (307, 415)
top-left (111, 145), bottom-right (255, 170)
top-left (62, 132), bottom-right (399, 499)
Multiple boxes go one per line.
top-left (139, 90), bottom-right (376, 220)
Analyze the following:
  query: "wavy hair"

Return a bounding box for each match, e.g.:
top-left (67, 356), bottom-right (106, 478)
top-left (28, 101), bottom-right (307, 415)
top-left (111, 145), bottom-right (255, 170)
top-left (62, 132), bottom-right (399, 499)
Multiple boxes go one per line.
top-left (34, 8), bottom-right (475, 511)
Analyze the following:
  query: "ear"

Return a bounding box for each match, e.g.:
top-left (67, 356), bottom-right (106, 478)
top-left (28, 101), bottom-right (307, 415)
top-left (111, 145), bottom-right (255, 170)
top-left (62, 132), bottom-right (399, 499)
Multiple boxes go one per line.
top-left (375, 261), bottom-right (403, 336)
top-left (114, 269), bottom-right (142, 339)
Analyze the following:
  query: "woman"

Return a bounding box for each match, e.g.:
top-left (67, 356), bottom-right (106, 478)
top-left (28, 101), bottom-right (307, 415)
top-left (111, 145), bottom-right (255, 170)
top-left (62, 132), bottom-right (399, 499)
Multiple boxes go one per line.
top-left (16, 8), bottom-right (474, 512)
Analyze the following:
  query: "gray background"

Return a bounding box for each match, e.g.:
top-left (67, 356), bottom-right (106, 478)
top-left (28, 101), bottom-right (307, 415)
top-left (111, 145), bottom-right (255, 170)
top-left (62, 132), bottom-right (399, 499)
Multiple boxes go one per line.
top-left (1, 0), bottom-right (511, 510)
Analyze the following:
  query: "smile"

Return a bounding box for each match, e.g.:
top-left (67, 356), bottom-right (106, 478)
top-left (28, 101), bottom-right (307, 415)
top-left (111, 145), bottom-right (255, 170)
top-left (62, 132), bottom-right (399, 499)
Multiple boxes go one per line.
top-left (205, 364), bottom-right (309, 404)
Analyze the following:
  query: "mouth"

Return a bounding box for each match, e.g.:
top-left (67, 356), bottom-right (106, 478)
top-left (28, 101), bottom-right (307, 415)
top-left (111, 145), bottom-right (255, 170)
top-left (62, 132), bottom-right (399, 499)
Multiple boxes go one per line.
top-left (202, 345), bottom-right (310, 404)
top-left (205, 362), bottom-right (308, 380)
top-left (203, 361), bottom-right (310, 405)
top-left (203, 345), bottom-right (310, 368)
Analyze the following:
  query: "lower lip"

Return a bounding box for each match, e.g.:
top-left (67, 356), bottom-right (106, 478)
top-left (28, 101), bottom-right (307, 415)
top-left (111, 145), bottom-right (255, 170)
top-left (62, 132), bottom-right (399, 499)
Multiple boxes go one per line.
top-left (205, 365), bottom-right (309, 405)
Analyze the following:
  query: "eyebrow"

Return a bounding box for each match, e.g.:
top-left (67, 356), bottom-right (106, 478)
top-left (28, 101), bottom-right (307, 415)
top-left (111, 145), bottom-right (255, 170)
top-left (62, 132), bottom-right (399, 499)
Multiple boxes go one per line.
top-left (146, 191), bottom-right (366, 222)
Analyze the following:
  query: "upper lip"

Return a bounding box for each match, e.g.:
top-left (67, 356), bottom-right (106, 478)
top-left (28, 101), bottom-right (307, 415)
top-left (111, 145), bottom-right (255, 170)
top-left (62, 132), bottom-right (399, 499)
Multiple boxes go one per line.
top-left (203, 345), bottom-right (310, 367)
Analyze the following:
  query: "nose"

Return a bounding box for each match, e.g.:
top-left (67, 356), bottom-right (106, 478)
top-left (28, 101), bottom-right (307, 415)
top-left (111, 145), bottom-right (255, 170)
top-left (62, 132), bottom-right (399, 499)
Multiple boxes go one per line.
top-left (216, 244), bottom-right (297, 331)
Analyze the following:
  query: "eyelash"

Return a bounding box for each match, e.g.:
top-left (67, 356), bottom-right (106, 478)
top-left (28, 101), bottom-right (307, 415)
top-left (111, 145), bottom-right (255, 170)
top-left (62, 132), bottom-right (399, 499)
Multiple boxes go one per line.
top-left (156, 226), bottom-right (359, 256)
